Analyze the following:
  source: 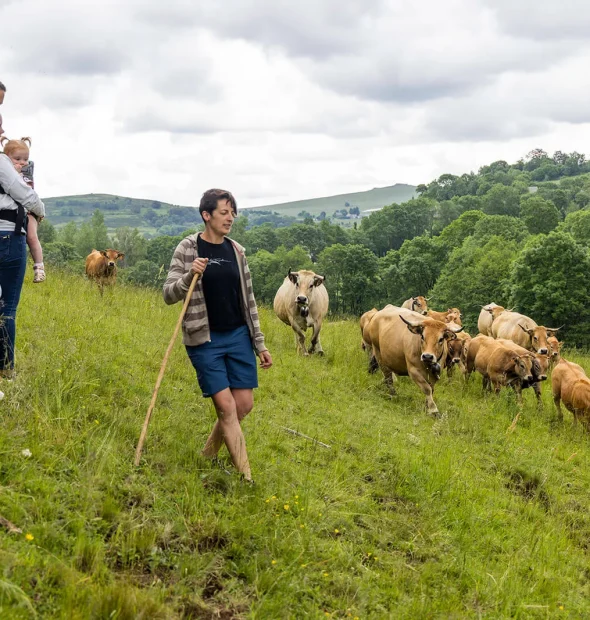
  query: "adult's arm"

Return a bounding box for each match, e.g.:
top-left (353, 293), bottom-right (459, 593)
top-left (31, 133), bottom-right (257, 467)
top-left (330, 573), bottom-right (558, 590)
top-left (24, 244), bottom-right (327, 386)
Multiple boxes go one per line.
top-left (0, 155), bottom-right (45, 218)
top-left (162, 238), bottom-right (195, 305)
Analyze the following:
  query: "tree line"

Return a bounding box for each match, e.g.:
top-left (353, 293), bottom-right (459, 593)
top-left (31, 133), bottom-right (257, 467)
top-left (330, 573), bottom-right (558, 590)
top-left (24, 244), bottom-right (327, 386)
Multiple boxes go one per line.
top-left (39, 148), bottom-right (590, 345)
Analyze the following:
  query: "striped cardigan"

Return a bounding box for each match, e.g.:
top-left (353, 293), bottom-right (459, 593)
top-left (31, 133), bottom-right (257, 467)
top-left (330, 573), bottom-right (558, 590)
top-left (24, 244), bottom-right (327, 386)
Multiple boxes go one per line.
top-left (163, 234), bottom-right (267, 352)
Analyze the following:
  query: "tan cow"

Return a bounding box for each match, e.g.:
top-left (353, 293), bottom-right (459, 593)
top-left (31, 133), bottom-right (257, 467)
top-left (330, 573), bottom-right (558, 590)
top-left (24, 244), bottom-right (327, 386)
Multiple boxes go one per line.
top-left (401, 296), bottom-right (429, 315)
top-left (496, 338), bottom-right (549, 403)
top-left (548, 336), bottom-right (563, 369)
top-left (85, 249), bottom-right (125, 296)
top-left (360, 307), bottom-right (379, 372)
top-left (427, 307), bottom-right (463, 326)
top-left (366, 306), bottom-right (463, 416)
top-left (477, 303), bottom-right (505, 336)
top-left (444, 324), bottom-right (471, 378)
top-left (274, 269), bottom-right (329, 355)
top-left (490, 310), bottom-right (561, 355)
top-left (552, 358), bottom-right (590, 429)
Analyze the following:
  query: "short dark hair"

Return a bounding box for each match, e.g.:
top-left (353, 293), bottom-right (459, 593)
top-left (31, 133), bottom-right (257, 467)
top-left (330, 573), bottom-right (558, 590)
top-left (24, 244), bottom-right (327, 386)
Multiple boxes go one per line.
top-left (0, 82), bottom-right (6, 92)
top-left (199, 189), bottom-right (237, 220)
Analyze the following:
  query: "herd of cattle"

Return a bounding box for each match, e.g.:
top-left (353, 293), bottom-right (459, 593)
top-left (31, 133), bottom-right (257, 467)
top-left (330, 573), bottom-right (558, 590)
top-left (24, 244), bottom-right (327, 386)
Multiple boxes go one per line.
top-left (273, 270), bottom-right (590, 431)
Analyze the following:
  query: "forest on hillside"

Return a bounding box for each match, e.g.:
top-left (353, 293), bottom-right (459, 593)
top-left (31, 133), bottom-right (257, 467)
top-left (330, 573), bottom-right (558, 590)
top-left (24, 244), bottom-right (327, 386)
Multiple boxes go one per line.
top-left (37, 148), bottom-right (590, 344)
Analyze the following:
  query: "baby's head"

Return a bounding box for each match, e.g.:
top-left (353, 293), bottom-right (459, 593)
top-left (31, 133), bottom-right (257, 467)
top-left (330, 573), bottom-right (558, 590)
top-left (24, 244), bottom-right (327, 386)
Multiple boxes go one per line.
top-left (1, 136), bottom-right (31, 173)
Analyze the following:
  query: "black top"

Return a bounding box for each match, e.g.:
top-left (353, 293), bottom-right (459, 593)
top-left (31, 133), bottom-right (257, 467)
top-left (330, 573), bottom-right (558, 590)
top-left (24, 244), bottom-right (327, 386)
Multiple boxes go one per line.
top-left (197, 235), bottom-right (245, 332)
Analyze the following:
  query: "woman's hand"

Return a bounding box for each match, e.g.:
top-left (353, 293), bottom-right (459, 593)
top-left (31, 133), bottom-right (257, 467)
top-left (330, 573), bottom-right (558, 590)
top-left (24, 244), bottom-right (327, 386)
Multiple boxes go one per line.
top-left (190, 257), bottom-right (208, 276)
top-left (258, 350), bottom-right (273, 369)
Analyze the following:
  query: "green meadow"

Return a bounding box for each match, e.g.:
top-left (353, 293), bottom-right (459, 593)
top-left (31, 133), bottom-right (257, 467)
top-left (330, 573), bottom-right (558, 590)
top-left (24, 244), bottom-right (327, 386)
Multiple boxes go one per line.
top-left (1, 271), bottom-right (590, 619)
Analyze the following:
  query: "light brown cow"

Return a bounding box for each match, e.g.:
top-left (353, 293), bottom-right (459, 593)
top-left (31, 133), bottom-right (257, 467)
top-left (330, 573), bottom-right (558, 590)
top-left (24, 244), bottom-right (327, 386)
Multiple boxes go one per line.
top-left (360, 307), bottom-right (379, 372)
top-left (552, 358), bottom-right (590, 429)
top-left (366, 306), bottom-right (462, 416)
top-left (401, 296), bottom-right (429, 315)
top-left (496, 338), bottom-right (549, 403)
top-left (444, 324), bottom-right (471, 378)
top-left (477, 303), bottom-right (505, 336)
top-left (274, 269), bottom-right (329, 355)
top-left (85, 249), bottom-right (125, 296)
top-left (490, 310), bottom-right (561, 355)
top-left (548, 336), bottom-right (563, 369)
top-left (427, 307), bottom-right (463, 326)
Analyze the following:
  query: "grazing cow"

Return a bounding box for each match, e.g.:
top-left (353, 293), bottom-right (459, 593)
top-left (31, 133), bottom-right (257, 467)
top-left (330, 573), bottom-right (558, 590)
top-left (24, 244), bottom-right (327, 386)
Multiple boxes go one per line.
top-left (401, 296), bottom-right (429, 315)
top-left (366, 306), bottom-right (463, 416)
top-left (490, 310), bottom-right (561, 354)
top-left (360, 307), bottom-right (379, 372)
top-left (548, 336), bottom-right (563, 369)
top-left (478, 303), bottom-right (505, 336)
top-left (552, 358), bottom-right (590, 429)
top-left (274, 269), bottom-right (329, 355)
top-left (427, 307), bottom-right (463, 326)
top-left (85, 249), bottom-right (125, 295)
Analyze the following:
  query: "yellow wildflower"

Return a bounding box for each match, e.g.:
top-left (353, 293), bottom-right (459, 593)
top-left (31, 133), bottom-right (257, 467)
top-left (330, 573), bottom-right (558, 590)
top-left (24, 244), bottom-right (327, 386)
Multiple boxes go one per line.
top-left (300, 524), bottom-right (305, 529)
top-left (334, 529), bottom-right (339, 534)
top-left (323, 572), bottom-right (329, 577)
top-left (284, 504), bottom-right (290, 511)
top-left (25, 533), bottom-right (34, 541)
top-left (271, 560), bottom-right (277, 565)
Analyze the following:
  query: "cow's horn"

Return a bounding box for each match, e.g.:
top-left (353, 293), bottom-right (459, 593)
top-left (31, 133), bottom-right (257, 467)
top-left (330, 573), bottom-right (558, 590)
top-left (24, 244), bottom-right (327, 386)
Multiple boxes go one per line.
top-left (448, 324), bottom-right (464, 333)
top-left (517, 323), bottom-right (531, 333)
top-left (399, 315), bottom-right (422, 329)
top-left (547, 325), bottom-right (564, 332)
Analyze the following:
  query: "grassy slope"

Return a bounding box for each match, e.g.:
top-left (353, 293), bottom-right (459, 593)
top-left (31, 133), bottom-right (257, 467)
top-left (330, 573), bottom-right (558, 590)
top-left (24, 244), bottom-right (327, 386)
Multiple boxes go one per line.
top-left (1, 271), bottom-right (590, 618)
top-left (247, 185), bottom-right (417, 217)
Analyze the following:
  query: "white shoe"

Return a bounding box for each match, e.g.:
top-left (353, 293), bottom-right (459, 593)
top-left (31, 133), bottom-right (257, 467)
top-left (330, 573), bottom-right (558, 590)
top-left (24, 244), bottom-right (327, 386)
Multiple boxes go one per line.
top-left (0, 390), bottom-right (4, 400)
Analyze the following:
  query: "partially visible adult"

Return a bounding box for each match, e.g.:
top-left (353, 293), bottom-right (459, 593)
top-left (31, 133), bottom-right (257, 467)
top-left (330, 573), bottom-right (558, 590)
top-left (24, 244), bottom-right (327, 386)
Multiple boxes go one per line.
top-left (163, 189), bottom-right (272, 483)
top-left (0, 102), bottom-right (45, 376)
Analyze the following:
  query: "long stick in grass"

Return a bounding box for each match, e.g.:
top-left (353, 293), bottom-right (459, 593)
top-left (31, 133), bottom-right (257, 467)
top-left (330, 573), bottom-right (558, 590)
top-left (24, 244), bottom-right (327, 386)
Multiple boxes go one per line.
top-left (134, 272), bottom-right (200, 466)
top-left (279, 426), bottom-right (331, 449)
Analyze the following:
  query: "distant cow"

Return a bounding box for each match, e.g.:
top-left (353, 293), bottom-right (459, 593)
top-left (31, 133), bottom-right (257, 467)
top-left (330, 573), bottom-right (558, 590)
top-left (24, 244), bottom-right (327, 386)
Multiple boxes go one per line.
top-left (444, 324), bottom-right (471, 378)
top-left (401, 296), bottom-right (429, 315)
top-left (552, 358), bottom-right (590, 429)
top-left (427, 307), bottom-right (463, 326)
top-left (85, 249), bottom-right (125, 295)
top-left (366, 306), bottom-right (463, 416)
top-left (496, 338), bottom-right (549, 404)
top-left (548, 336), bottom-right (563, 369)
top-left (478, 303), bottom-right (505, 336)
top-left (490, 310), bottom-right (561, 355)
top-left (274, 269), bottom-right (329, 355)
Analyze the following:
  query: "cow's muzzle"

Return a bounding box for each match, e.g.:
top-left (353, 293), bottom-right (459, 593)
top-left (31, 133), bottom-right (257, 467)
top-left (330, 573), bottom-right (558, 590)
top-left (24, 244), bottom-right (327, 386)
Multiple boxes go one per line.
top-left (299, 306), bottom-right (309, 318)
top-left (538, 347), bottom-right (548, 355)
top-left (108, 262), bottom-right (115, 267)
top-left (452, 357), bottom-right (461, 364)
top-left (296, 295), bottom-right (308, 305)
top-left (538, 374), bottom-right (547, 381)
top-left (421, 353), bottom-right (435, 363)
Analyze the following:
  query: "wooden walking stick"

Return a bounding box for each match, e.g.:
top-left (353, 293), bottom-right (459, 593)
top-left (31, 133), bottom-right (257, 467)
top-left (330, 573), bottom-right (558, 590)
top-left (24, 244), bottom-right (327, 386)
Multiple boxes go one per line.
top-left (134, 272), bottom-right (200, 466)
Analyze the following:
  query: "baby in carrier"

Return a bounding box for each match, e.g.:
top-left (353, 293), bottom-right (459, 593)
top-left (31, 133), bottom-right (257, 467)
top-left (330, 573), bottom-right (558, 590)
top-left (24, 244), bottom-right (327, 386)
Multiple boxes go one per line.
top-left (0, 136), bottom-right (46, 282)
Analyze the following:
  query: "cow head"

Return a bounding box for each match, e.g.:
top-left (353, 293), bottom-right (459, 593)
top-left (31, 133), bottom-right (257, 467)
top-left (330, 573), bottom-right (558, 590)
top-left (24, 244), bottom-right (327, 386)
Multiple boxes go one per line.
top-left (483, 304), bottom-right (505, 321)
top-left (547, 336), bottom-right (563, 364)
top-left (532, 353), bottom-right (549, 383)
top-left (287, 268), bottom-right (325, 318)
top-left (411, 296), bottom-right (429, 316)
top-left (446, 337), bottom-right (464, 367)
top-left (400, 316), bottom-right (463, 369)
top-left (101, 249), bottom-right (125, 270)
top-left (446, 307), bottom-right (462, 326)
top-left (517, 323), bottom-right (561, 355)
top-left (509, 352), bottom-right (535, 385)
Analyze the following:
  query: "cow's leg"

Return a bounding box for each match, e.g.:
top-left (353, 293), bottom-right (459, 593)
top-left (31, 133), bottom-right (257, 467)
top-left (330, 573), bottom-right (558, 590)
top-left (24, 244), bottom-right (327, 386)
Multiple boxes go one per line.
top-left (382, 367), bottom-right (397, 394)
top-left (553, 390), bottom-right (563, 422)
top-left (289, 320), bottom-right (308, 355)
top-left (309, 322), bottom-right (324, 355)
top-left (407, 367), bottom-right (439, 416)
top-left (368, 352), bottom-right (379, 374)
top-left (532, 382), bottom-right (544, 408)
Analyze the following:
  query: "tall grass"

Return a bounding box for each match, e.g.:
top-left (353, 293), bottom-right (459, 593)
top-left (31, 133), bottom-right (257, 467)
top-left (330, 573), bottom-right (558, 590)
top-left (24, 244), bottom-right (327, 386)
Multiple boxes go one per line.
top-left (1, 270), bottom-right (590, 618)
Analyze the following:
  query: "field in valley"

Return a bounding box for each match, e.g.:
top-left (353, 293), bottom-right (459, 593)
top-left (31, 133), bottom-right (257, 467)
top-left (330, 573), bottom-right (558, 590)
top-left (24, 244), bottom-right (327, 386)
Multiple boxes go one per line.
top-left (1, 272), bottom-right (590, 618)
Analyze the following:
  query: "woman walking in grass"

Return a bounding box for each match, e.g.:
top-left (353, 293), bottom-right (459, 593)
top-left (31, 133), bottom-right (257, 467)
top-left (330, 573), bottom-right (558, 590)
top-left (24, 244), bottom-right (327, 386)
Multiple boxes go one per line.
top-left (163, 189), bottom-right (272, 483)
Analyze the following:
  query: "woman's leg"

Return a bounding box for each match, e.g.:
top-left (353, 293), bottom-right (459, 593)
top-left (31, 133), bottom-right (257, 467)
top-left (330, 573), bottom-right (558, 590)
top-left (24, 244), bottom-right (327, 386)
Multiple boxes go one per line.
top-left (0, 235), bottom-right (27, 371)
top-left (204, 387), bottom-right (253, 480)
top-left (202, 388), bottom-right (254, 458)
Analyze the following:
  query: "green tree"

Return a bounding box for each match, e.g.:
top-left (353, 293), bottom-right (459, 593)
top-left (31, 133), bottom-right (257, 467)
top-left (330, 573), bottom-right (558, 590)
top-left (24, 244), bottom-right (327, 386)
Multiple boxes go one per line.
top-left (317, 244), bottom-right (379, 315)
top-left (396, 236), bottom-right (445, 302)
top-left (112, 227), bottom-right (148, 267)
top-left (482, 184), bottom-right (520, 217)
top-left (37, 219), bottom-right (56, 244)
top-left (276, 224), bottom-right (326, 260)
top-left (122, 260), bottom-right (166, 288)
top-left (559, 210), bottom-right (590, 246)
top-left (146, 235), bottom-right (183, 269)
top-left (434, 210), bottom-right (486, 257)
top-left (509, 231), bottom-right (590, 345)
top-left (243, 224), bottom-right (279, 254)
top-left (472, 215), bottom-right (529, 244)
top-left (58, 221), bottom-right (78, 246)
top-left (520, 196), bottom-right (560, 235)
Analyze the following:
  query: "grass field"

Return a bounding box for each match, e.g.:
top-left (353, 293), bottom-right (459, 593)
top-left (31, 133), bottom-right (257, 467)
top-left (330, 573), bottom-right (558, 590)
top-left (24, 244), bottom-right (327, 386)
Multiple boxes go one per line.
top-left (1, 271), bottom-right (590, 618)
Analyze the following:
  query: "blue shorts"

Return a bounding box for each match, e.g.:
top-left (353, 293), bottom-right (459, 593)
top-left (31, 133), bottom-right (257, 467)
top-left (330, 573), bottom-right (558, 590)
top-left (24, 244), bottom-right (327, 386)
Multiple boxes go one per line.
top-left (186, 325), bottom-right (258, 398)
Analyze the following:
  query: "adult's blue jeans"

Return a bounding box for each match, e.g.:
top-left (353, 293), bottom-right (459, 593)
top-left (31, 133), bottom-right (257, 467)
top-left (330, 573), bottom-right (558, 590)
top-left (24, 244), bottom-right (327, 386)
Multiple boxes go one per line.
top-left (0, 233), bottom-right (27, 370)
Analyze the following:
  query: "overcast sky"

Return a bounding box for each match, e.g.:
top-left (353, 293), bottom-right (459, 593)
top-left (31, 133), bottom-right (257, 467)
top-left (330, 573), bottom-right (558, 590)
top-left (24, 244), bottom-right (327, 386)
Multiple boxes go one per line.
top-left (1, 0), bottom-right (589, 208)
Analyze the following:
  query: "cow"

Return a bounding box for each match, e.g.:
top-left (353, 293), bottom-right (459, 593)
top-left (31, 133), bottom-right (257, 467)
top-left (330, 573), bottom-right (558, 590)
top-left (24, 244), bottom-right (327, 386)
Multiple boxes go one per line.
top-left (443, 324), bottom-right (471, 378)
top-left (274, 269), bottom-right (329, 355)
top-left (548, 336), bottom-right (563, 369)
top-left (366, 305), bottom-right (463, 416)
top-left (85, 249), bottom-right (125, 296)
top-left (490, 310), bottom-right (561, 355)
top-left (470, 338), bottom-right (534, 401)
top-left (427, 307), bottom-right (463, 326)
top-left (496, 338), bottom-right (549, 404)
top-left (360, 307), bottom-right (379, 372)
top-left (477, 303), bottom-right (505, 336)
top-left (552, 358), bottom-right (590, 429)
top-left (401, 296), bottom-right (429, 315)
